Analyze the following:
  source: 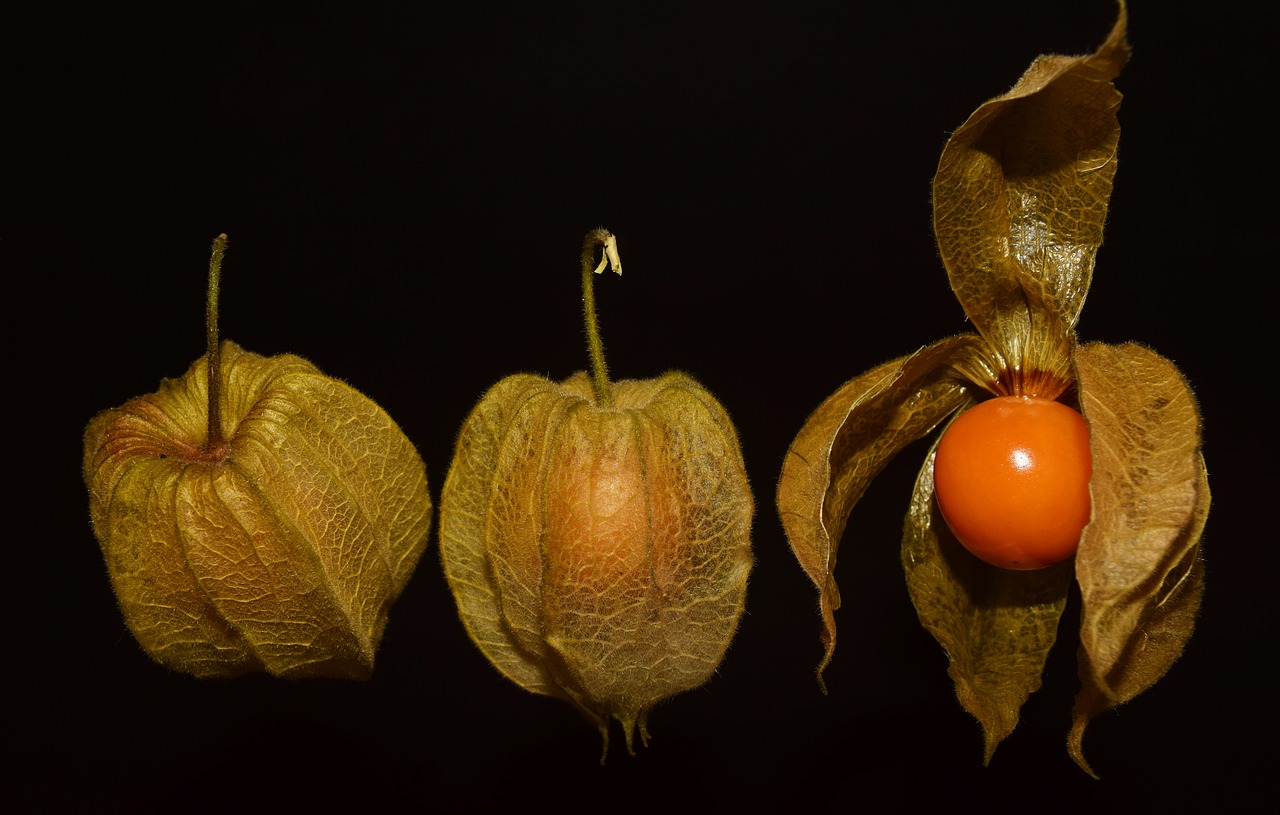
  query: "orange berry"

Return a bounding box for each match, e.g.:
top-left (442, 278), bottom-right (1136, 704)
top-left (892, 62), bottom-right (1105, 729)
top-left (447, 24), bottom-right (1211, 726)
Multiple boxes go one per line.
top-left (933, 396), bottom-right (1092, 570)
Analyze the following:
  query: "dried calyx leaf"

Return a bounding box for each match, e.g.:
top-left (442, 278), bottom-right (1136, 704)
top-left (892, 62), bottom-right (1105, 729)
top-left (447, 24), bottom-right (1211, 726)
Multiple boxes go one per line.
top-left (1068, 342), bottom-right (1208, 776)
top-left (84, 235), bottom-right (432, 679)
top-left (776, 335), bottom-right (982, 686)
top-left (777, 1), bottom-right (1209, 773)
top-left (934, 4), bottom-right (1129, 400)
top-left (440, 229), bottom-right (752, 760)
top-left (902, 437), bottom-right (1073, 763)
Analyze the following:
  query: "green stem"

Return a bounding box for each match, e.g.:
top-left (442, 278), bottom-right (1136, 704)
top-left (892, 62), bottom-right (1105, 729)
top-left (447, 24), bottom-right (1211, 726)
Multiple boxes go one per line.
top-left (580, 228), bottom-right (622, 407)
top-left (205, 233), bottom-right (228, 450)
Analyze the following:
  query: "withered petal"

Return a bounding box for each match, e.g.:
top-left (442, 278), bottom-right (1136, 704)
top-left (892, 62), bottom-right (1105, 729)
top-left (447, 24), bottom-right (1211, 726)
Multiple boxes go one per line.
top-left (776, 334), bottom-right (984, 683)
top-left (1069, 341), bottom-right (1209, 775)
top-left (933, 5), bottom-right (1129, 396)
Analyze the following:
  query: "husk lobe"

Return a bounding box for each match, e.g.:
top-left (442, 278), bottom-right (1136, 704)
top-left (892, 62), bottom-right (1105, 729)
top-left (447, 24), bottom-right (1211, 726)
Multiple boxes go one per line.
top-left (1068, 341), bottom-right (1208, 775)
top-left (933, 5), bottom-right (1129, 397)
top-left (776, 335), bottom-right (986, 682)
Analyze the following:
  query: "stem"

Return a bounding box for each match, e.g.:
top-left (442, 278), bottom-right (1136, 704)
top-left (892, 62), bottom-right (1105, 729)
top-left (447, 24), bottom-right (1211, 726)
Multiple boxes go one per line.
top-left (205, 233), bottom-right (228, 450)
top-left (581, 228), bottom-right (622, 407)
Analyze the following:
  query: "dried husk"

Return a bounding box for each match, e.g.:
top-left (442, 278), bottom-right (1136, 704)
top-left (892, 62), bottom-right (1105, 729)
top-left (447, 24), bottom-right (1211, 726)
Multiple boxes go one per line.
top-left (84, 340), bottom-right (432, 679)
top-left (1068, 342), bottom-right (1208, 775)
top-left (777, 2), bottom-right (1209, 772)
top-left (899, 6), bottom-right (1131, 759)
top-left (776, 336), bottom-right (982, 685)
top-left (901, 438), bottom-right (1073, 764)
top-left (933, 5), bottom-right (1129, 398)
top-left (440, 369), bottom-right (753, 757)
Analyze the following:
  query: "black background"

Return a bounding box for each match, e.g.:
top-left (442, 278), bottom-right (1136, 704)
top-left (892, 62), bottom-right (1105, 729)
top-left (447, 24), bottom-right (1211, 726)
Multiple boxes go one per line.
top-left (10, 1), bottom-right (1274, 812)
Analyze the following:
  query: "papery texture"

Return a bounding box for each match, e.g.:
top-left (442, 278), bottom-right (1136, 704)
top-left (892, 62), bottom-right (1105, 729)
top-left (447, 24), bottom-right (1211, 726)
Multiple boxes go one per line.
top-left (1068, 342), bottom-right (1207, 774)
top-left (777, 336), bottom-right (983, 681)
top-left (84, 340), bottom-right (432, 679)
top-left (441, 370), bottom-right (753, 752)
top-left (933, 7), bottom-right (1129, 396)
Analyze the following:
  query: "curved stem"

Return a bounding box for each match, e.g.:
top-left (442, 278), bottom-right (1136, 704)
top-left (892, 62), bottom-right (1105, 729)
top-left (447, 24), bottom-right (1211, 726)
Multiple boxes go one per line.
top-left (581, 228), bottom-right (622, 407)
top-left (205, 233), bottom-right (228, 450)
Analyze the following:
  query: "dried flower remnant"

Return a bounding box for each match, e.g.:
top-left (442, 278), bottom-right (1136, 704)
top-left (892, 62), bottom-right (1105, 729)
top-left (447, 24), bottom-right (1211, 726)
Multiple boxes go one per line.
top-left (439, 228), bottom-right (753, 761)
top-left (775, 2), bottom-right (1207, 775)
top-left (83, 235), bottom-right (432, 679)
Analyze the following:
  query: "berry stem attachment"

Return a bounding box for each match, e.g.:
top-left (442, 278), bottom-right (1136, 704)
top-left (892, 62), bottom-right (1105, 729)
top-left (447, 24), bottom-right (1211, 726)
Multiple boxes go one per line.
top-left (581, 227), bottom-right (622, 408)
top-left (205, 233), bottom-right (228, 451)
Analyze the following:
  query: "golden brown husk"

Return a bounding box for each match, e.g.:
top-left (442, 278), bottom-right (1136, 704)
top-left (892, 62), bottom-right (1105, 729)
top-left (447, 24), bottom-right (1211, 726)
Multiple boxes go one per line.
top-left (84, 340), bottom-right (432, 679)
top-left (776, 2), bottom-right (1209, 774)
top-left (440, 370), bottom-right (753, 757)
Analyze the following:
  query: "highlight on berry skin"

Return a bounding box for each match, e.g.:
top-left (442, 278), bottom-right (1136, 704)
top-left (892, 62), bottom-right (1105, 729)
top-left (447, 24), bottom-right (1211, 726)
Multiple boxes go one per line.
top-left (933, 395), bottom-right (1092, 571)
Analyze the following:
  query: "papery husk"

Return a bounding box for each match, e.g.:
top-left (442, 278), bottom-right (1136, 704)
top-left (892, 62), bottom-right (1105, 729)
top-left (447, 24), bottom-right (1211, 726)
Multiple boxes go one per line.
top-left (776, 335), bottom-right (987, 684)
top-left (932, 4), bottom-right (1129, 398)
top-left (440, 369), bottom-right (753, 757)
top-left (777, 4), bottom-right (1211, 774)
top-left (1068, 342), bottom-right (1208, 776)
top-left (84, 340), bottom-right (432, 679)
top-left (902, 438), bottom-right (1073, 764)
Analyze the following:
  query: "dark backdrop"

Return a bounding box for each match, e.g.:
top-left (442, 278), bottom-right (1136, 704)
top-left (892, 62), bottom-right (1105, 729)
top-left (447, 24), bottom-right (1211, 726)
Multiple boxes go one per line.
top-left (10, 1), bottom-right (1273, 811)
